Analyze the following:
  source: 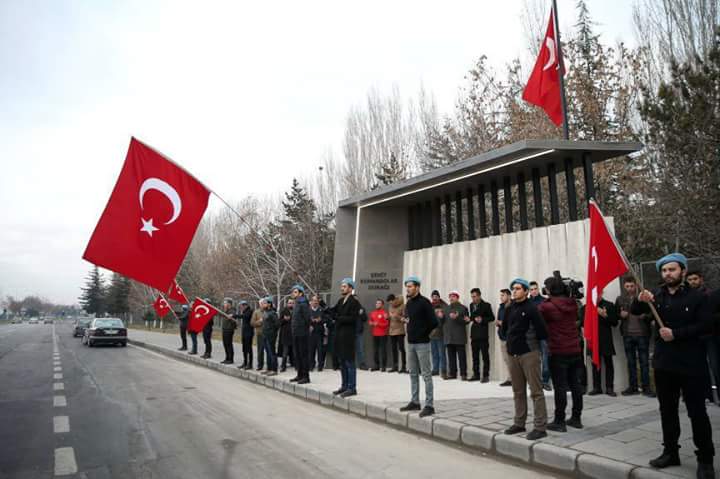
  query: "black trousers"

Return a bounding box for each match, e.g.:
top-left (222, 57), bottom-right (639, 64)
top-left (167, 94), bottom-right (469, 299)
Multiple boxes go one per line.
top-left (241, 334), bottom-right (253, 367)
top-left (592, 354), bottom-right (614, 391)
top-left (550, 354), bottom-right (583, 421)
top-left (471, 338), bottom-right (490, 378)
top-left (202, 329), bottom-right (212, 356)
top-left (281, 342), bottom-right (294, 369)
top-left (256, 333), bottom-right (264, 368)
top-left (390, 335), bottom-right (406, 370)
top-left (293, 335), bottom-right (310, 379)
top-left (222, 330), bottom-right (234, 362)
top-left (179, 324), bottom-right (188, 349)
top-left (309, 333), bottom-right (326, 370)
top-left (447, 344), bottom-right (467, 377)
top-left (373, 336), bottom-right (388, 369)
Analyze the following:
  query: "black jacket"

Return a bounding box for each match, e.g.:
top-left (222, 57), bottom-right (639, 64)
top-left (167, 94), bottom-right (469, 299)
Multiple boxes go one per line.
top-left (291, 296), bottom-right (311, 338)
top-left (310, 306), bottom-right (326, 337)
top-left (222, 311), bottom-right (238, 332)
top-left (279, 308), bottom-right (293, 345)
top-left (469, 300), bottom-right (495, 340)
top-left (406, 294), bottom-right (438, 344)
top-left (261, 309), bottom-right (279, 339)
top-left (579, 299), bottom-right (619, 356)
top-left (632, 284), bottom-right (713, 376)
top-left (501, 299), bottom-right (548, 356)
top-left (240, 307), bottom-right (254, 337)
top-left (334, 294), bottom-right (361, 361)
top-left (177, 309), bottom-right (189, 327)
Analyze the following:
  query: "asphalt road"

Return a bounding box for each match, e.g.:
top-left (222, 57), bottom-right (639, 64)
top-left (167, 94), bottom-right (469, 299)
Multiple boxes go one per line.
top-left (0, 321), bottom-right (565, 479)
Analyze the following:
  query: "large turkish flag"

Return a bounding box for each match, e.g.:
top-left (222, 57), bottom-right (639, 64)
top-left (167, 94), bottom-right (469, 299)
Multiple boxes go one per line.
top-left (584, 200), bottom-right (629, 367)
top-left (83, 138), bottom-right (210, 292)
top-left (522, 9), bottom-right (564, 126)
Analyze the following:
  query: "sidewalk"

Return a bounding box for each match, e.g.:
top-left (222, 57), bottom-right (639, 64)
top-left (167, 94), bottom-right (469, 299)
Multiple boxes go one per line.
top-left (129, 329), bottom-right (720, 479)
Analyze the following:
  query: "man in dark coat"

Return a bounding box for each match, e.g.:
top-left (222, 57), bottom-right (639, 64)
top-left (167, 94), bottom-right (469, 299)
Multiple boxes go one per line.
top-left (469, 288), bottom-right (495, 382)
top-left (334, 278), bottom-right (361, 397)
top-left (239, 301), bottom-right (254, 370)
top-left (290, 285), bottom-right (311, 384)
top-left (633, 253), bottom-right (715, 478)
top-left (201, 298), bottom-right (214, 359)
top-left (309, 295), bottom-right (327, 371)
top-left (279, 300), bottom-right (294, 372)
top-left (221, 298), bottom-right (238, 364)
top-left (260, 297), bottom-right (279, 376)
top-left (580, 297), bottom-right (619, 396)
top-left (177, 304), bottom-right (189, 351)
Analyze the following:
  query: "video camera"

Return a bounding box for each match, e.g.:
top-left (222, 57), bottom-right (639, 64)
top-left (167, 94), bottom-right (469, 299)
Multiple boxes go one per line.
top-left (552, 270), bottom-right (585, 300)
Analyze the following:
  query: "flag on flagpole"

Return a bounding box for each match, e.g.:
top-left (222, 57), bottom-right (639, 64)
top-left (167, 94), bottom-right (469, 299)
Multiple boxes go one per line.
top-left (188, 297), bottom-right (219, 333)
top-left (522, 8), bottom-right (565, 126)
top-left (167, 279), bottom-right (190, 304)
top-left (152, 294), bottom-right (172, 318)
top-left (584, 199), bottom-right (630, 367)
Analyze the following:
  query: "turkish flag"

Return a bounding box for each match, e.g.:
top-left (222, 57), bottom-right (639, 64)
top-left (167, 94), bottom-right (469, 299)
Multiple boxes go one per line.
top-left (522, 10), bottom-right (564, 126)
top-left (167, 279), bottom-right (189, 304)
top-left (82, 138), bottom-right (210, 292)
top-left (153, 294), bottom-right (172, 318)
top-left (584, 200), bottom-right (629, 367)
top-left (188, 297), bottom-right (219, 333)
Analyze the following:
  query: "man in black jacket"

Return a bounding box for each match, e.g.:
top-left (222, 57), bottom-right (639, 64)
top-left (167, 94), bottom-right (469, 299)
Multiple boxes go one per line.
top-left (290, 285), bottom-right (311, 384)
top-left (177, 304), bottom-right (189, 351)
top-left (259, 297), bottom-right (279, 376)
top-left (400, 276), bottom-right (438, 418)
top-left (633, 253), bottom-right (715, 478)
top-left (333, 278), bottom-right (361, 397)
top-left (501, 278), bottom-right (549, 441)
top-left (469, 288), bottom-right (495, 382)
top-left (201, 298), bottom-right (214, 359)
top-left (239, 301), bottom-right (254, 370)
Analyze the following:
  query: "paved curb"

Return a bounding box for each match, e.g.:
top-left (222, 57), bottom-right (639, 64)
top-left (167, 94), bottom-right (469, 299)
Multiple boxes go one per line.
top-left (129, 339), bottom-right (651, 479)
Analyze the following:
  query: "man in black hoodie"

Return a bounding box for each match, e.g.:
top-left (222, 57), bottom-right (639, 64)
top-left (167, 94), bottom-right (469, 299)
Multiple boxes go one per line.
top-left (400, 276), bottom-right (438, 418)
top-left (469, 288), bottom-right (495, 382)
top-left (290, 285), bottom-right (311, 384)
top-left (239, 301), bottom-right (254, 370)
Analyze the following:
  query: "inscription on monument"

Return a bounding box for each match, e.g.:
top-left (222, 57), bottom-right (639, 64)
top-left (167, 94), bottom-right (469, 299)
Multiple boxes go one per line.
top-left (359, 272), bottom-right (399, 291)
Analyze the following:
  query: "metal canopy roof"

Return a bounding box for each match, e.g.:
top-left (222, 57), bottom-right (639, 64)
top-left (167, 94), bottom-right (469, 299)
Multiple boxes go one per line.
top-left (339, 139), bottom-right (643, 209)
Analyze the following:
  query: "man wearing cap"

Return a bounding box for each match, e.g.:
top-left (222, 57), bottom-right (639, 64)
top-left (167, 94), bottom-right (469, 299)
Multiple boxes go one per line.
top-left (177, 304), bottom-right (190, 351)
top-left (633, 253), bottom-right (715, 478)
top-left (400, 276), bottom-right (438, 417)
top-left (290, 285), bottom-right (311, 384)
top-left (469, 288), bottom-right (495, 383)
top-left (239, 300), bottom-right (254, 370)
top-left (444, 291), bottom-right (469, 381)
top-left (221, 298), bottom-right (238, 364)
top-left (260, 297), bottom-right (279, 376)
top-left (501, 278), bottom-right (549, 440)
top-left (333, 278), bottom-right (361, 397)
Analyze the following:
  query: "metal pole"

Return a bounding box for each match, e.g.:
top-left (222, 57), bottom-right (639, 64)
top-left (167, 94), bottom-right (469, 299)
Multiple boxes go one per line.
top-left (552, 0), bottom-right (570, 140)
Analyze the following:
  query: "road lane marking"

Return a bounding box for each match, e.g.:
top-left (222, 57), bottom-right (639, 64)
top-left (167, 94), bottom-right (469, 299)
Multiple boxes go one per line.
top-left (53, 416), bottom-right (70, 433)
top-left (53, 396), bottom-right (67, 407)
top-left (54, 447), bottom-right (78, 476)
top-left (54, 366), bottom-right (62, 372)
top-left (54, 373), bottom-right (63, 380)
top-left (53, 361), bottom-right (61, 366)
top-left (53, 382), bottom-right (64, 391)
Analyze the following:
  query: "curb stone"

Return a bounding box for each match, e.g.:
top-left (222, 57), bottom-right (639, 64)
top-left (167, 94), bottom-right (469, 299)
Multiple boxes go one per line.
top-left (494, 434), bottom-right (532, 463)
top-left (305, 388), bottom-right (320, 402)
top-left (432, 419), bottom-right (463, 442)
top-left (318, 391), bottom-right (334, 406)
top-left (577, 454), bottom-right (635, 479)
top-left (531, 442), bottom-right (579, 473)
top-left (461, 426), bottom-right (496, 451)
top-left (408, 414), bottom-right (434, 436)
top-left (385, 408), bottom-right (409, 427)
top-left (333, 395), bottom-right (350, 411)
top-left (366, 403), bottom-right (387, 422)
top-left (348, 399), bottom-right (367, 417)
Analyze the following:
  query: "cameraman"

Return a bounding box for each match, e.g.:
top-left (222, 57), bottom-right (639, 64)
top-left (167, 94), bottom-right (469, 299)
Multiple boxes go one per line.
top-left (538, 275), bottom-right (583, 432)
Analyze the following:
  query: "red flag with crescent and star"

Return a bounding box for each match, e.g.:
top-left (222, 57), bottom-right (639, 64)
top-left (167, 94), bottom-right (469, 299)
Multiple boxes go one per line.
top-left (82, 138), bottom-right (210, 292)
top-left (522, 9), bottom-right (564, 126)
top-left (188, 297), bottom-right (219, 333)
top-left (167, 279), bottom-right (189, 304)
top-left (152, 294), bottom-right (172, 318)
top-left (584, 200), bottom-right (630, 368)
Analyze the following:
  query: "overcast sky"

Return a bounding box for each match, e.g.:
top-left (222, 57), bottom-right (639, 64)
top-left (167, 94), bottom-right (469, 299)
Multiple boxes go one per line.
top-left (0, 0), bottom-right (635, 305)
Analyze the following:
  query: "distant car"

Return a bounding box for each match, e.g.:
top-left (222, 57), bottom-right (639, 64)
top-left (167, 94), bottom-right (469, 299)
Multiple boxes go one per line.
top-left (73, 319), bottom-right (93, 337)
top-left (83, 318), bottom-right (127, 347)
top-left (28, 318), bottom-right (39, 324)
top-left (43, 318), bottom-right (53, 324)
top-left (10, 318), bottom-right (22, 324)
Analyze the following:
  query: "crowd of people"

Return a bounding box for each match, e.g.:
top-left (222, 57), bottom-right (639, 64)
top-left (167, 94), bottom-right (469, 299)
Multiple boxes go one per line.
top-left (170, 252), bottom-right (718, 478)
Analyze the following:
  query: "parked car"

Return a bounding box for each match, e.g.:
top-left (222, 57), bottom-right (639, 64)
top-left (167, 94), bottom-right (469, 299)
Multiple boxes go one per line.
top-left (28, 318), bottom-right (39, 324)
top-left (82, 318), bottom-right (127, 347)
top-left (43, 318), bottom-right (53, 324)
top-left (73, 318), bottom-right (93, 337)
top-left (10, 318), bottom-right (22, 324)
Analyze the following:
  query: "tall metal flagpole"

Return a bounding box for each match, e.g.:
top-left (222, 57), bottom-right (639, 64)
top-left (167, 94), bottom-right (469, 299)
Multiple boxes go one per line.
top-left (552, 0), bottom-right (570, 140)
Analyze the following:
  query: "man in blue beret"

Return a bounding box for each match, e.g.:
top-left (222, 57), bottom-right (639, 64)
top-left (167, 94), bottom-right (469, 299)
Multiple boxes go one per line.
top-left (633, 253), bottom-right (715, 478)
top-left (290, 285), bottom-right (311, 384)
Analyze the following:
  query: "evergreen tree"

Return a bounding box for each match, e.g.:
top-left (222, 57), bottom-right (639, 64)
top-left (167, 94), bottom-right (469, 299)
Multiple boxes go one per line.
top-left (282, 178), bottom-right (316, 225)
top-left (372, 152), bottom-right (407, 189)
top-left (79, 266), bottom-right (106, 317)
top-left (106, 273), bottom-right (131, 317)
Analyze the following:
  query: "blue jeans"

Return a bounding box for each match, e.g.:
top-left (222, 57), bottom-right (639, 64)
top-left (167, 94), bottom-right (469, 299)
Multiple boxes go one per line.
top-left (340, 359), bottom-right (357, 391)
top-left (430, 338), bottom-right (446, 374)
top-left (355, 333), bottom-right (365, 366)
top-left (623, 335), bottom-right (650, 390)
top-left (540, 340), bottom-right (551, 385)
top-left (408, 342), bottom-right (434, 408)
top-left (264, 335), bottom-right (278, 372)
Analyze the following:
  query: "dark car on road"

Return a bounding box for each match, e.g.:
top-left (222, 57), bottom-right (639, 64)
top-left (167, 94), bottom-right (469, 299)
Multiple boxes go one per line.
top-left (82, 318), bottom-right (127, 347)
top-left (73, 318), bottom-right (93, 337)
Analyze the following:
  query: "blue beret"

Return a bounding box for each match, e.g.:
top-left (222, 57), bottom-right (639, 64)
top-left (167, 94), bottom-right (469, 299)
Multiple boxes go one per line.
top-left (656, 253), bottom-right (688, 272)
top-left (264, 296), bottom-right (273, 304)
top-left (239, 300), bottom-right (248, 305)
top-left (404, 275), bottom-right (421, 286)
top-left (510, 278), bottom-right (530, 290)
top-left (291, 284), bottom-right (305, 293)
top-left (340, 277), bottom-right (355, 289)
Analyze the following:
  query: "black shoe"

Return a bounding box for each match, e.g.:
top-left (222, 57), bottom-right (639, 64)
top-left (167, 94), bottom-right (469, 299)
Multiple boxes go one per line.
top-left (468, 375), bottom-right (480, 382)
top-left (178, 346), bottom-right (187, 351)
top-left (333, 388), bottom-right (346, 395)
top-left (432, 371), bottom-right (439, 376)
top-left (697, 463), bottom-right (715, 479)
top-left (566, 416), bottom-right (583, 429)
top-left (290, 377), bottom-right (300, 382)
top-left (649, 450), bottom-right (681, 469)
top-left (188, 350), bottom-right (197, 355)
top-left (445, 375), bottom-right (457, 380)
top-left (318, 367), bottom-right (324, 372)
top-left (389, 368), bottom-right (398, 373)
top-left (220, 360), bottom-right (229, 364)
top-left (505, 425), bottom-right (526, 435)
top-left (380, 368), bottom-right (385, 372)
top-left (297, 378), bottom-right (310, 385)
top-left (499, 380), bottom-right (512, 387)
top-left (588, 389), bottom-right (602, 396)
top-left (280, 367), bottom-right (286, 373)
top-left (622, 387), bottom-right (639, 396)
top-left (643, 390), bottom-right (656, 398)
top-left (400, 402), bottom-right (421, 412)
top-left (359, 365), bottom-right (368, 371)
top-left (370, 368), bottom-right (379, 372)
top-left (606, 389), bottom-right (617, 397)
top-left (542, 383), bottom-right (552, 391)
top-left (526, 429), bottom-right (548, 440)
top-left (547, 420), bottom-right (567, 432)
top-left (481, 376), bottom-right (490, 383)
top-left (419, 406), bottom-right (435, 418)
top-left (399, 368), bottom-right (408, 374)
top-left (340, 389), bottom-right (357, 398)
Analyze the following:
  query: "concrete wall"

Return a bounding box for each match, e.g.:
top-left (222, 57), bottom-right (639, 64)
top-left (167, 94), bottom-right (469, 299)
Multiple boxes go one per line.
top-left (402, 218), bottom-right (628, 389)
